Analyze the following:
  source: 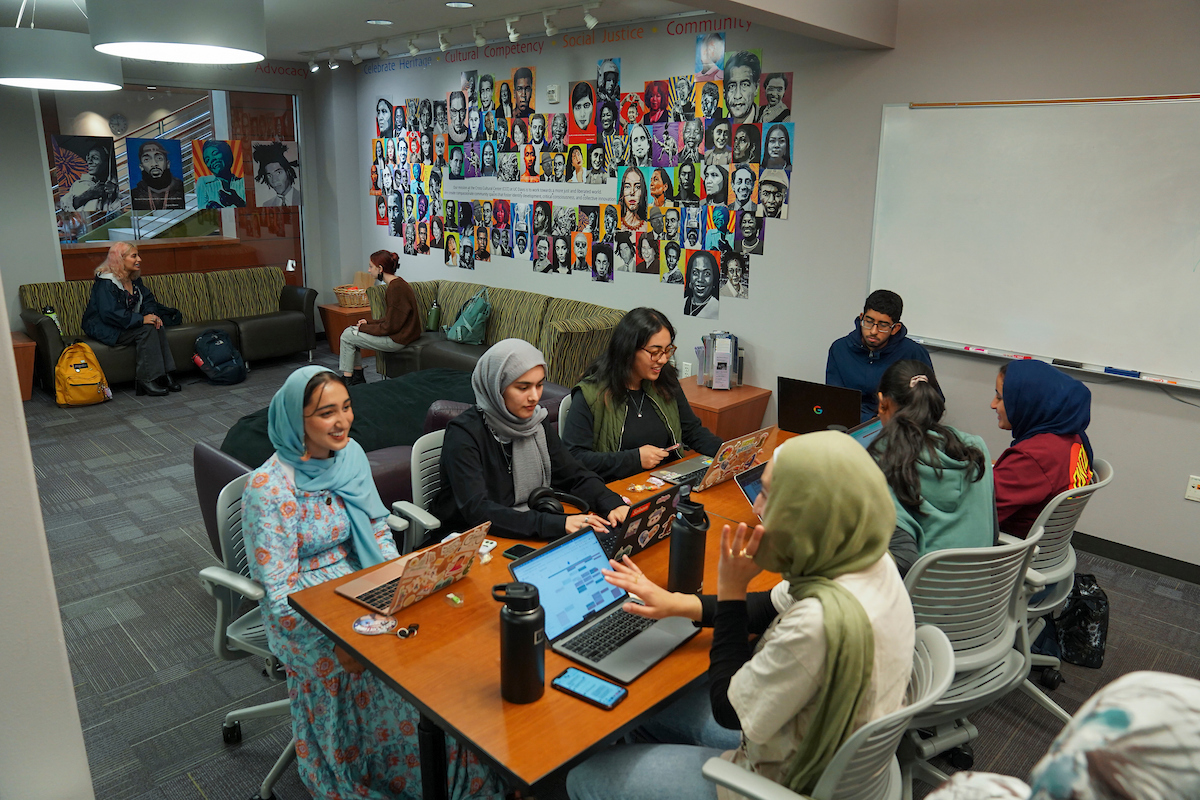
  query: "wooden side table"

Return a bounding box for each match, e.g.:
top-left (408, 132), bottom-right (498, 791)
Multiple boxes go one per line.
top-left (11, 331), bottom-right (36, 402)
top-left (318, 303), bottom-right (375, 357)
top-left (681, 381), bottom-right (772, 441)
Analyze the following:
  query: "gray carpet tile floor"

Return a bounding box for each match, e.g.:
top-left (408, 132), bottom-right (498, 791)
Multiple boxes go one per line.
top-left (22, 343), bottom-right (1200, 799)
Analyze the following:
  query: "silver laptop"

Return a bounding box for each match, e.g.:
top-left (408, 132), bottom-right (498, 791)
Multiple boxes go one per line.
top-left (509, 529), bottom-right (698, 684)
top-left (651, 426), bottom-right (773, 492)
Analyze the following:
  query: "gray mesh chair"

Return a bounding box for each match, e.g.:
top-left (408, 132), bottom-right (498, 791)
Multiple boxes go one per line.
top-left (898, 530), bottom-right (1043, 796)
top-left (197, 474), bottom-right (297, 800)
top-left (386, 429), bottom-right (446, 553)
top-left (702, 625), bottom-right (955, 800)
top-left (1005, 457), bottom-right (1114, 723)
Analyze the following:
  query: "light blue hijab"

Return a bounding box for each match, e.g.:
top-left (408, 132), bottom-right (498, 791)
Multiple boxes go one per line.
top-left (268, 366), bottom-right (389, 567)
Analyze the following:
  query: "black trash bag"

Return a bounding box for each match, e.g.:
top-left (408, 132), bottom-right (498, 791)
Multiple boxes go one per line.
top-left (1056, 573), bottom-right (1109, 668)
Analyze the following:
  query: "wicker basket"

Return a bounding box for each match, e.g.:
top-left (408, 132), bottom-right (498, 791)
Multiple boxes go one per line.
top-left (333, 285), bottom-right (369, 308)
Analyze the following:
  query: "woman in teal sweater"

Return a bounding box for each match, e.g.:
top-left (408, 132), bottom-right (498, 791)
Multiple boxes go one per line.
top-left (869, 360), bottom-right (996, 575)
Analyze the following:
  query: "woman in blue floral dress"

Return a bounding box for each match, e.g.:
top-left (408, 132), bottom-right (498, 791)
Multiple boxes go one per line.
top-left (243, 366), bottom-right (503, 800)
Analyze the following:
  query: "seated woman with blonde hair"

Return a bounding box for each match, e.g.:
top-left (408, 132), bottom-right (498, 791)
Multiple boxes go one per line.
top-left (81, 241), bottom-right (181, 397)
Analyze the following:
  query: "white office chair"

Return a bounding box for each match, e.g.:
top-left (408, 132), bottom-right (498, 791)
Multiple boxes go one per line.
top-left (1005, 457), bottom-right (1114, 724)
top-left (702, 625), bottom-right (955, 800)
top-left (197, 474), bottom-right (297, 800)
top-left (559, 392), bottom-right (573, 438)
top-left (898, 529), bottom-right (1043, 796)
top-left (386, 429), bottom-right (446, 553)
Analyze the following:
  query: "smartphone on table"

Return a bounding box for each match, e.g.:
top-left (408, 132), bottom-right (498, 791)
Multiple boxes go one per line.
top-left (551, 667), bottom-right (628, 710)
top-left (503, 543), bottom-right (537, 560)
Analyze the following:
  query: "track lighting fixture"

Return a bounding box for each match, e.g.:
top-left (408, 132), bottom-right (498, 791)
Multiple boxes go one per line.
top-left (408, 39), bottom-right (420, 56)
top-left (308, 58), bottom-right (319, 72)
top-left (582, 5), bottom-right (599, 29)
top-left (506, 16), bottom-right (521, 43)
top-left (377, 41), bottom-right (390, 59)
top-left (473, 24), bottom-right (486, 48)
top-left (328, 56), bottom-right (339, 69)
top-left (351, 48), bottom-right (362, 65)
top-left (438, 29), bottom-right (451, 51)
top-left (543, 11), bottom-right (558, 37)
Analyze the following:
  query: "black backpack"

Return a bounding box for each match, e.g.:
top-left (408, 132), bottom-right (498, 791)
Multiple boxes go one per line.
top-left (192, 329), bottom-right (247, 385)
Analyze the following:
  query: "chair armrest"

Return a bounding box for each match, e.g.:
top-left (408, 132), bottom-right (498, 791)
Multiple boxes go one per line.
top-left (701, 758), bottom-right (807, 800)
top-left (20, 307), bottom-right (65, 387)
top-left (280, 284), bottom-right (318, 349)
top-left (199, 565), bottom-right (265, 601)
top-left (997, 533), bottom-right (1021, 546)
top-left (392, 500), bottom-right (440, 531)
top-left (1024, 566), bottom-right (1050, 590)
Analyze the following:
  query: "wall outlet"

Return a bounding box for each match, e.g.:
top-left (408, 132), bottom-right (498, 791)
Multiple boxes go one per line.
top-left (1187, 475), bottom-right (1200, 502)
top-left (546, 84), bottom-right (560, 104)
top-left (679, 360), bottom-right (693, 378)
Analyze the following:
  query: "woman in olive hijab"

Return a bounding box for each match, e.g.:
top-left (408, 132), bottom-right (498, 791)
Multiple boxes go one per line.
top-left (566, 432), bottom-right (916, 800)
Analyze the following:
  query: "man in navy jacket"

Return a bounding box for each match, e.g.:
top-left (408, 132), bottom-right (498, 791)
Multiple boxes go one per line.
top-left (826, 289), bottom-right (934, 421)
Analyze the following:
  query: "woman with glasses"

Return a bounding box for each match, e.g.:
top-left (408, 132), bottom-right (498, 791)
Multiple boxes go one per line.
top-left (563, 308), bottom-right (723, 481)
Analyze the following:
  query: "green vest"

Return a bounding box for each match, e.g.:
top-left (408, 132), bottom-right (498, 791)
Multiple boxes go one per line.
top-left (577, 378), bottom-right (682, 453)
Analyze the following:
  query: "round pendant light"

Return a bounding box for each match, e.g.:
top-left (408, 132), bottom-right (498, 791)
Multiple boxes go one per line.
top-left (0, 28), bottom-right (123, 91)
top-left (89, 0), bottom-right (266, 65)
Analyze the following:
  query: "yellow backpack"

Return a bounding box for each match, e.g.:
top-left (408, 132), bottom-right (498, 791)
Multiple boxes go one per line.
top-left (55, 342), bottom-right (111, 408)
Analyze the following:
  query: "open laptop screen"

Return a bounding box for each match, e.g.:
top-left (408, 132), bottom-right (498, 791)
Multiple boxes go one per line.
top-left (510, 532), bottom-right (626, 640)
top-left (848, 417), bottom-right (883, 448)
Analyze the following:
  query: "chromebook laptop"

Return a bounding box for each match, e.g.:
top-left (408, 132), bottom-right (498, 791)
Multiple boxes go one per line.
top-left (509, 529), bottom-right (698, 684)
top-left (777, 377), bottom-right (862, 434)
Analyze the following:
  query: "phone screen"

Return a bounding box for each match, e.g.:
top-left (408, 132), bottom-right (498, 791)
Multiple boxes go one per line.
top-left (552, 667), bottom-right (628, 709)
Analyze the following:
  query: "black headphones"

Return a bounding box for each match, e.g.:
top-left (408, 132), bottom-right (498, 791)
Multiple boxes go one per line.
top-left (527, 487), bottom-right (590, 515)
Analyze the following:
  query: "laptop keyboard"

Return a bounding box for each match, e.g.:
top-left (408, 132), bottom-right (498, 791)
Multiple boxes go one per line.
top-left (561, 609), bottom-right (656, 661)
top-left (355, 577), bottom-right (400, 611)
top-left (671, 467), bottom-right (707, 487)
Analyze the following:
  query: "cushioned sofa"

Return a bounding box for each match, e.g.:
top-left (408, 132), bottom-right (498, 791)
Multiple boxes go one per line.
top-left (367, 279), bottom-right (625, 387)
top-left (19, 266), bottom-right (316, 388)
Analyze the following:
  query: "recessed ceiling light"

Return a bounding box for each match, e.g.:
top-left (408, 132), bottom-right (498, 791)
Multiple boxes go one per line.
top-left (446, 2), bottom-right (474, 8)
top-left (366, 19), bottom-right (393, 25)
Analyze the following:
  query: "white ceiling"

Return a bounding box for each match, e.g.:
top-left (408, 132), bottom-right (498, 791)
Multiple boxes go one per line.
top-left (0, 0), bottom-right (703, 63)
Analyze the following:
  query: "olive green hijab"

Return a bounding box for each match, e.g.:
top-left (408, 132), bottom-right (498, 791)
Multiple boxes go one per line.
top-left (755, 431), bottom-right (896, 795)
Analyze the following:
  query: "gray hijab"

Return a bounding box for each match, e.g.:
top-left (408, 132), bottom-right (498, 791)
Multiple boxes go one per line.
top-left (472, 339), bottom-right (552, 505)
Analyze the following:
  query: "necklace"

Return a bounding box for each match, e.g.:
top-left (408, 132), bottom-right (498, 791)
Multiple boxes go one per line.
top-left (629, 391), bottom-right (646, 419)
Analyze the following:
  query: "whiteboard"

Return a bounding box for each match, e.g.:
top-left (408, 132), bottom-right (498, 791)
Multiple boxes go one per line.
top-left (869, 100), bottom-right (1200, 384)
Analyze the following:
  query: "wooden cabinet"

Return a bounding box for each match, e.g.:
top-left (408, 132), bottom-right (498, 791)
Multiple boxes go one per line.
top-left (680, 381), bottom-right (772, 441)
top-left (12, 331), bottom-right (35, 401)
top-left (319, 303), bottom-right (375, 357)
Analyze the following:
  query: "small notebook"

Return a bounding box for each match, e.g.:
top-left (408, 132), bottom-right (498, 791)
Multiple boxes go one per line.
top-left (336, 522), bottom-right (491, 615)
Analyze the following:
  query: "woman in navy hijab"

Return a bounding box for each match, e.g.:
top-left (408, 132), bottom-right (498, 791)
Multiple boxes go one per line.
top-left (989, 360), bottom-right (1095, 537)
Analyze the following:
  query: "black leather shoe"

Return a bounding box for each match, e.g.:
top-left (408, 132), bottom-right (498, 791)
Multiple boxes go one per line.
top-left (136, 380), bottom-right (169, 397)
top-left (346, 370), bottom-right (367, 386)
top-left (158, 373), bottom-right (182, 392)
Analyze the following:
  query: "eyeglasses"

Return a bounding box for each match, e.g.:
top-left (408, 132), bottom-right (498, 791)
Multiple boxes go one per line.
top-left (641, 344), bottom-right (678, 362)
top-left (860, 317), bottom-right (897, 332)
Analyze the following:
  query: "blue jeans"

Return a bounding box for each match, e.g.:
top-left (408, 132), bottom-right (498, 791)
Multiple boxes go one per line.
top-left (566, 681), bottom-right (740, 800)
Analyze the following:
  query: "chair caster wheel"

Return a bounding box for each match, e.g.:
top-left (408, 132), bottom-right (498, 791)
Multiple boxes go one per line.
top-left (948, 744), bottom-right (975, 770)
top-left (222, 721), bottom-right (242, 744)
top-left (1040, 668), bottom-right (1064, 690)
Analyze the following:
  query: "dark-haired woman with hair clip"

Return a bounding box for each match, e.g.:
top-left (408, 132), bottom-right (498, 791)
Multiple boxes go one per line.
top-left (869, 360), bottom-right (995, 576)
top-left (242, 367), bottom-right (503, 800)
top-left (339, 250), bottom-right (421, 385)
top-left (563, 308), bottom-right (723, 482)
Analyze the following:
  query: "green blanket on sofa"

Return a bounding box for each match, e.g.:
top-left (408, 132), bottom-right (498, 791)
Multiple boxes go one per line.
top-left (220, 368), bottom-right (476, 468)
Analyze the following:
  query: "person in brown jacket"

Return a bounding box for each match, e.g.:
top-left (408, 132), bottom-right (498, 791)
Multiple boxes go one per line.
top-left (340, 250), bottom-right (422, 384)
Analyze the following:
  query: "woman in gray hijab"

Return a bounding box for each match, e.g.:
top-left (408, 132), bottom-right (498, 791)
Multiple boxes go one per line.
top-left (431, 339), bottom-right (629, 540)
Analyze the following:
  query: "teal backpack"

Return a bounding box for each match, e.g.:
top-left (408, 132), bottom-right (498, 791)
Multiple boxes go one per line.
top-left (445, 288), bottom-right (491, 345)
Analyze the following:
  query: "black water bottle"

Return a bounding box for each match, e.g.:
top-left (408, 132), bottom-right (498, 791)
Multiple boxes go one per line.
top-left (492, 582), bottom-right (545, 703)
top-left (668, 485), bottom-right (710, 594)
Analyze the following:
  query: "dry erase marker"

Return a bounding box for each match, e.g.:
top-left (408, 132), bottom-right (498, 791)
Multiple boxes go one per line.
top-left (1001, 354), bottom-right (1032, 360)
top-left (1144, 376), bottom-right (1178, 384)
top-left (963, 346), bottom-right (987, 353)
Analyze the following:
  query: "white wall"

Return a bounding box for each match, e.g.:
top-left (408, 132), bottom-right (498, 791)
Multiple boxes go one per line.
top-left (346, 2), bottom-right (1200, 566)
top-left (0, 276), bottom-right (94, 797)
top-left (55, 87), bottom-right (208, 137)
top-left (0, 88), bottom-right (67, 325)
